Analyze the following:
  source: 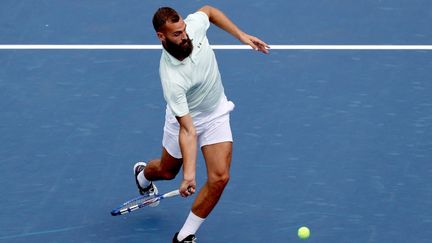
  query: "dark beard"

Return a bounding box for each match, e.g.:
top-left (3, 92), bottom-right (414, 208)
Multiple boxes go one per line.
top-left (163, 36), bottom-right (193, 61)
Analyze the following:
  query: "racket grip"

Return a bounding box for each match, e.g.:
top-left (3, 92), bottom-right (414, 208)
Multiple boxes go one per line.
top-left (164, 189), bottom-right (180, 198)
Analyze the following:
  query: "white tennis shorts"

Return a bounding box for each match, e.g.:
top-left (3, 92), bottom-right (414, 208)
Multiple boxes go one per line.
top-left (162, 95), bottom-right (235, 159)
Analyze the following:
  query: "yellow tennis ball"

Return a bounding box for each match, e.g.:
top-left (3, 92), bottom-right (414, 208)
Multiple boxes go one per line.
top-left (298, 226), bottom-right (310, 240)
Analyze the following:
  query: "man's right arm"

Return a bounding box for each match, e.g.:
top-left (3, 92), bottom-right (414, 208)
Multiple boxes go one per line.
top-left (176, 114), bottom-right (197, 197)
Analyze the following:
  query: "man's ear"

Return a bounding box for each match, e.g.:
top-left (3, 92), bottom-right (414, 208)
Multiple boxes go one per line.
top-left (156, 32), bottom-right (165, 42)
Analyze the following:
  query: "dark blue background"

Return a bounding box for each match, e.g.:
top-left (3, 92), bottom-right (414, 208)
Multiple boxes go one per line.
top-left (1, 1), bottom-right (431, 242)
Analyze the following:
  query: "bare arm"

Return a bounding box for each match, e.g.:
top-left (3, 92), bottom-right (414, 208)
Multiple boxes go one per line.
top-left (198, 5), bottom-right (269, 54)
top-left (176, 114), bottom-right (197, 197)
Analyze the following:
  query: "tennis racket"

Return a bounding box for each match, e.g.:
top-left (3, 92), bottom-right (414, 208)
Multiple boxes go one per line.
top-left (110, 189), bottom-right (180, 216)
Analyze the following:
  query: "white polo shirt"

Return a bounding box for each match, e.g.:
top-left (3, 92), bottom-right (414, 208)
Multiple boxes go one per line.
top-left (159, 11), bottom-right (224, 117)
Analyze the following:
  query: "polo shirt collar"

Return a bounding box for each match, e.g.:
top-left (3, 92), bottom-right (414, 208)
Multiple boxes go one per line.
top-left (163, 47), bottom-right (197, 66)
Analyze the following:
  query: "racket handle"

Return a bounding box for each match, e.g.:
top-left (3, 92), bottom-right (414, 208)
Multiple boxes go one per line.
top-left (163, 189), bottom-right (180, 198)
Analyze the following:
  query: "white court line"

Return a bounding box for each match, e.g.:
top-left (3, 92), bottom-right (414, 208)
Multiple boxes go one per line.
top-left (216, 45), bottom-right (432, 50)
top-left (0, 44), bottom-right (431, 50)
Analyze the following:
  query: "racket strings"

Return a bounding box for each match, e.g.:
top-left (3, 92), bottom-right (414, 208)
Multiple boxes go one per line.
top-left (121, 195), bottom-right (155, 210)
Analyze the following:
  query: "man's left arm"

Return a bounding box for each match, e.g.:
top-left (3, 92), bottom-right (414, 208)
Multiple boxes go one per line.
top-left (198, 5), bottom-right (269, 54)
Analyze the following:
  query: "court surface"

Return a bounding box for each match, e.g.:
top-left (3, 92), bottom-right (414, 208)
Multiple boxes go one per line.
top-left (1, 1), bottom-right (431, 242)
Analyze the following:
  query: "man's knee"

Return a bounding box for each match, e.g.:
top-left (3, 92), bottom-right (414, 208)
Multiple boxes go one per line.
top-left (160, 169), bottom-right (178, 180)
top-left (158, 149), bottom-right (183, 180)
top-left (208, 172), bottom-right (230, 190)
top-left (147, 163), bottom-right (179, 180)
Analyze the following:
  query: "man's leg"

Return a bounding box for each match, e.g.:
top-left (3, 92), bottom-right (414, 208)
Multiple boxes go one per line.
top-left (193, 141), bottom-right (232, 217)
top-left (144, 147), bottom-right (183, 181)
top-left (136, 147), bottom-right (182, 193)
top-left (176, 142), bottom-right (232, 241)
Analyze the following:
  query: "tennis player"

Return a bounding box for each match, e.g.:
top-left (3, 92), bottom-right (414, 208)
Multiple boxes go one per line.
top-left (134, 5), bottom-right (268, 242)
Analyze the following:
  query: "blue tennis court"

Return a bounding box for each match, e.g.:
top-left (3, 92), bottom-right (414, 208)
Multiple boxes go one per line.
top-left (1, 1), bottom-right (431, 242)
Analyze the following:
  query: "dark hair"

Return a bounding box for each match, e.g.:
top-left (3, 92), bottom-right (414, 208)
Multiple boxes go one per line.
top-left (152, 7), bottom-right (180, 31)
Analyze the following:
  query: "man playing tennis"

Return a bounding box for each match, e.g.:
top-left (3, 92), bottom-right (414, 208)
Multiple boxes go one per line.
top-left (134, 5), bottom-right (268, 242)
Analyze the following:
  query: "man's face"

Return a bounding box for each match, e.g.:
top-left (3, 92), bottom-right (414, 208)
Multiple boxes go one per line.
top-left (157, 18), bottom-right (193, 60)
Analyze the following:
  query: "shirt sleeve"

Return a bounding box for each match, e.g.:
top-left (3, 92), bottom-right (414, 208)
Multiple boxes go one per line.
top-left (166, 88), bottom-right (189, 117)
top-left (160, 67), bottom-right (190, 117)
top-left (184, 11), bottom-right (210, 37)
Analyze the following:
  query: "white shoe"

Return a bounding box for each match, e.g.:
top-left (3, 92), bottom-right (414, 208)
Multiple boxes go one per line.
top-left (133, 162), bottom-right (159, 207)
